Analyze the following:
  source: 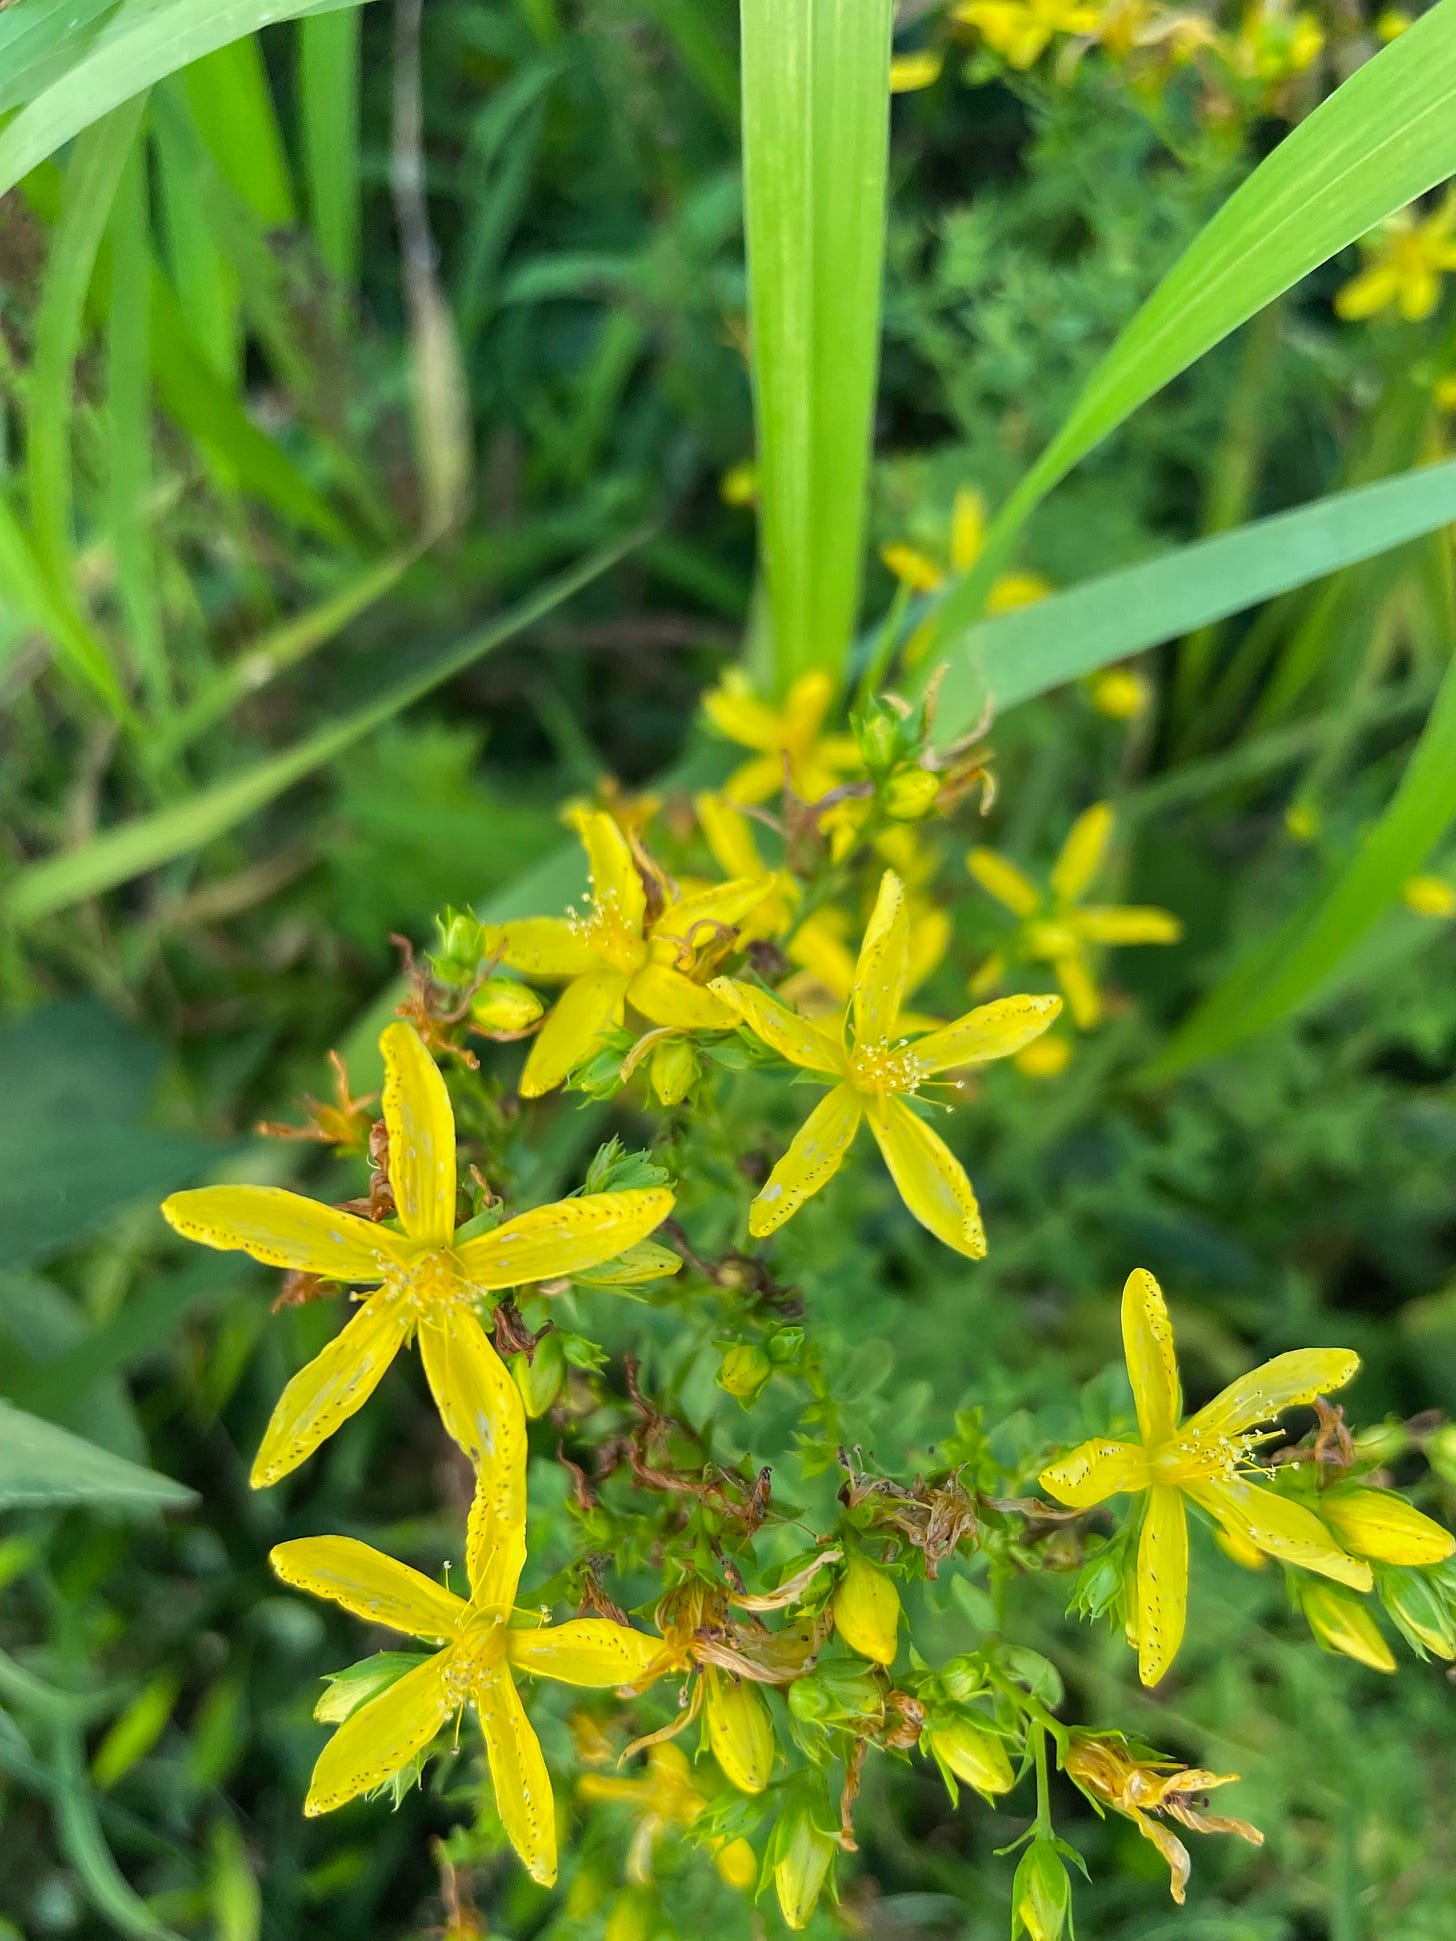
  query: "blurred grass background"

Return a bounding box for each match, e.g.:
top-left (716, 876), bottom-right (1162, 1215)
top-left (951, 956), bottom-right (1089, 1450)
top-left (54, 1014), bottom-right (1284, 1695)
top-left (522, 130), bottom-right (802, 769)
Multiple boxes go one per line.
top-left (1, 2), bottom-right (1455, 1936)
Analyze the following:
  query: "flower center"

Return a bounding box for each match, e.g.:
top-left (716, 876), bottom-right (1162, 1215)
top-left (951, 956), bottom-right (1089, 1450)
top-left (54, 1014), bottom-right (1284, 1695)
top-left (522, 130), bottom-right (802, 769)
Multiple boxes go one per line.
top-left (568, 896), bottom-right (647, 973)
top-left (390, 1247), bottom-right (469, 1315)
top-left (847, 1038), bottom-right (923, 1097)
top-left (1023, 918), bottom-right (1080, 960)
top-left (446, 1607), bottom-right (509, 1697)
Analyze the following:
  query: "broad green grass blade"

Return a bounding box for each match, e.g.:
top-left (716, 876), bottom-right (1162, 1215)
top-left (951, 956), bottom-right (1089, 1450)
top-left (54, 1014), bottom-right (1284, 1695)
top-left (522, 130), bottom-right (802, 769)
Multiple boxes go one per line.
top-left (740, 0), bottom-right (892, 691)
top-left (0, 0), bottom-right (116, 114)
top-left (152, 84), bottom-right (243, 383)
top-left (928, 458), bottom-right (1456, 738)
top-left (299, 8), bottom-right (363, 285)
top-left (0, 1401), bottom-right (195, 1510)
top-left (27, 97), bottom-right (145, 589)
top-left (0, 0), bottom-right (375, 200)
top-left (5, 529), bottom-right (647, 926)
top-left (934, 0), bottom-right (1456, 632)
top-left (1150, 649), bottom-right (1456, 1078)
top-left (182, 37), bottom-right (296, 226)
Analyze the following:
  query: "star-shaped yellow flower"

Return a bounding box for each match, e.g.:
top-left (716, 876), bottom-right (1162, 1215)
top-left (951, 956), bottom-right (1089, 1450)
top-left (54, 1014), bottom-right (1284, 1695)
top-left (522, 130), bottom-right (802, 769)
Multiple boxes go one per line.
top-left (968, 802), bottom-right (1181, 1030)
top-left (954, 0), bottom-right (1101, 68)
top-left (711, 871), bottom-right (1061, 1257)
top-left (579, 1742), bottom-right (757, 1889)
top-left (478, 810), bottom-right (768, 1097)
top-left (701, 669), bottom-right (861, 807)
top-left (882, 485), bottom-right (1049, 626)
top-left (272, 1468), bottom-right (663, 1884)
top-left (1335, 197), bottom-right (1456, 324)
top-left (1040, 1269), bottom-right (1372, 1686)
top-left (162, 1021), bottom-right (673, 1486)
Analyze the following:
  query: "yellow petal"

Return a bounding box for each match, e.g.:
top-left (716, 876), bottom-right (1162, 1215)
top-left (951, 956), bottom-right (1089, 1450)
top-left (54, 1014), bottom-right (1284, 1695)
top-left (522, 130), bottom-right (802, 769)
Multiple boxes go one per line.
top-left (1051, 802), bottom-right (1113, 905)
top-left (966, 847), bottom-right (1041, 917)
top-left (479, 915), bottom-right (603, 980)
top-left (986, 569), bottom-right (1050, 612)
top-left (1136, 1486), bottom-right (1188, 1686)
top-left (1071, 905), bottom-right (1183, 946)
top-left (906, 903), bottom-right (952, 996)
top-left (786, 911), bottom-right (857, 1002)
top-left (1053, 950), bottom-right (1102, 1030)
top-left (628, 962), bottom-right (737, 1031)
top-left (655, 874), bottom-right (774, 946)
top-left (890, 46), bottom-right (945, 89)
top-left (1318, 1487), bottom-right (1455, 1566)
top-left (695, 791), bottom-right (764, 880)
top-left (1121, 1268), bottom-right (1180, 1448)
top-left (417, 1307), bottom-right (527, 1526)
top-left (748, 1084), bottom-right (863, 1236)
top-left (702, 673), bottom-right (783, 753)
top-left (467, 1454), bottom-right (528, 1614)
top-left (1334, 261), bottom-right (1398, 320)
top-left (783, 669), bottom-right (834, 742)
top-left (1397, 265), bottom-right (1440, 321)
top-left (703, 1667), bottom-right (774, 1794)
top-left (477, 1667), bottom-right (558, 1885)
top-left (881, 541), bottom-right (944, 593)
top-left (969, 949), bottom-right (1008, 996)
top-left (303, 1651), bottom-right (455, 1815)
top-left (380, 1022), bottom-right (457, 1245)
top-left (852, 871), bottom-right (910, 1046)
top-left (251, 1290), bottom-right (411, 1489)
top-left (270, 1535), bottom-right (465, 1640)
top-left (519, 970), bottom-right (630, 1097)
top-left (456, 1187), bottom-right (674, 1288)
top-left (948, 486), bottom-right (986, 574)
top-left (1039, 1438), bottom-right (1150, 1509)
top-left (708, 977), bottom-right (845, 1073)
top-left (910, 992), bottom-right (1062, 1072)
top-left (723, 751), bottom-right (784, 805)
top-left (1191, 1477), bottom-right (1373, 1591)
top-left (161, 1186), bottom-right (406, 1279)
top-left (508, 1619), bottom-right (664, 1688)
top-left (1183, 1347), bottom-right (1360, 1443)
top-left (865, 1095), bottom-right (985, 1258)
top-left (574, 808), bottom-right (646, 935)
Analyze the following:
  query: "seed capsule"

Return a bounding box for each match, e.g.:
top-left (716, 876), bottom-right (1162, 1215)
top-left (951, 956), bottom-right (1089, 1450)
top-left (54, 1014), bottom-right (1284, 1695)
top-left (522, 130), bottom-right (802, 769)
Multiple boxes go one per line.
top-left (512, 1330), bottom-right (565, 1419)
top-left (649, 1036), bottom-right (698, 1105)
top-left (717, 1343), bottom-right (772, 1403)
top-left (1014, 1837), bottom-right (1071, 1941)
top-left (831, 1553), bottom-right (901, 1666)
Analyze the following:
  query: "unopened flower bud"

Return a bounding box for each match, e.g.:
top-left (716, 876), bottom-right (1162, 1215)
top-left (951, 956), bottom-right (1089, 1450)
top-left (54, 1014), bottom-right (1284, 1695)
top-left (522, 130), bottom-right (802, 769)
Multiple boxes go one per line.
top-left (711, 1835), bottom-right (757, 1891)
top-left (832, 1553), bottom-right (901, 1666)
top-left (1378, 1565), bottom-right (1456, 1659)
top-left (471, 978), bottom-right (545, 1033)
top-left (1300, 1581), bottom-right (1396, 1672)
top-left (773, 1810), bottom-right (836, 1931)
top-left (434, 907), bottom-right (483, 979)
top-left (1351, 1419), bottom-right (1409, 1466)
top-left (717, 1342), bottom-right (772, 1404)
top-left (924, 1716), bottom-right (1015, 1798)
top-left (650, 1036), bottom-right (698, 1105)
top-left (1319, 1486), bottom-right (1455, 1566)
top-left (1427, 1424), bottom-right (1456, 1488)
top-left (883, 764), bottom-right (941, 822)
top-left (1088, 666), bottom-right (1149, 722)
top-left (855, 700), bottom-right (905, 776)
top-left (512, 1329), bottom-right (565, 1419)
top-left (1013, 1837), bottom-right (1071, 1941)
top-left (704, 1667), bottom-right (774, 1794)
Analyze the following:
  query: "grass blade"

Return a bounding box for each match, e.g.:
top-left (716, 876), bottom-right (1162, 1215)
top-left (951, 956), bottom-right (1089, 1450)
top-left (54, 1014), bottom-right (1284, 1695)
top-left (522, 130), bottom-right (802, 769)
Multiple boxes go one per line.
top-left (926, 458), bottom-right (1456, 738)
top-left (298, 7), bottom-right (363, 285)
top-left (934, 0), bottom-right (1456, 632)
top-left (5, 528), bottom-right (649, 926)
top-left (0, 497), bottom-right (128, 717)
top-left (182, 37), bottom-right (296, 227)
top-left (740, 0), bottom-right (892, 690)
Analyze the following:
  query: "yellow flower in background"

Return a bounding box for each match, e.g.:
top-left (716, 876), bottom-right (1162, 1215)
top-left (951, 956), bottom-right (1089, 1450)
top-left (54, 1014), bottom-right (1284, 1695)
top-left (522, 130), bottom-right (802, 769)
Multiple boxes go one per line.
top-left (1224, 0), bottom-right (1323, 83)
top-left (1299, 1581), bottom-right (1396, 1672)
top-left (954, 0), bottom-right (1101, 66)
top-left (272, 1473), bottom-right (664, 1884)
top-left (1284, 801), bottom-right (1321, 844)
top-left (1040, 1269), bottom-right (1371, 1686)
top-left (1403, 874), bottom-right (1456, 919)
top-left (1088, 665), bottom-right (1151, 721)
top-left (719, 460), bottom-right (758, 507)
top-left (1014, 1030), bottom-right (1073, 1080)
top-left (890, 48), bottom-right (946, 90)
top-left (579, 1743), bottom-right (757, 1889)
top-left (701, 668), bottom-right (861, 807)
top-left (479, 810), bottom-right (768, 1095)
top-left (1336, 199), bottom-right (1456, 324)
top-left (712, 871), bottom-right (1061, 1256)
top-left (1375, 7), bottom-right (1410, 37)
top-left (1064, 1732), bottom-right (1263, 1905)
top-left (882, 485), bottom-right (1049, 663)
top-left (162, 1022), bottom-right (673, 1486)
top-left (1435, 373), bottom-right (1456, 412)
top-left (968, 802), bottom-right (1181, 1030)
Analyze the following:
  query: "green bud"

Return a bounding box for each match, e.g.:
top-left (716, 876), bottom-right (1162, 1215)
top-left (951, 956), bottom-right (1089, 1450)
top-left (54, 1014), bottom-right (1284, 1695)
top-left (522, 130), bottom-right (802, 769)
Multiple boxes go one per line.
top-left (511, 1330), bottom-right (565, 1419)
top-left (787, 1660), bottom-right (882, 1726)
top-left (433, 906), bottom-right (483, 981)
top-left (470, 977), bottom-right (545, 1033)
top-left (649, 1035), bottom-right (699, 1105)
top-left (1425, 1423), bottom-right (1456, 1489)
top-left (1352, 1419), bottom-right (1410, 1466)
top-left (1378, 1564), bottom-right (1456, 1659)
top-left (1013, 1838), bottom-right (1071, 1941)
top-left (924, 1715), bottom-right (1015, 1799)
top-left (772, 1810), bottom-right (836, 1931)
top-left (764, 1324), bottom-right (804, 1365)
top-left (882, 763), bottom-right (942, 821)
top-left (854, 698), bottom-right (907, 776)
top-left (717, 1342), bottom-right (772, 1403)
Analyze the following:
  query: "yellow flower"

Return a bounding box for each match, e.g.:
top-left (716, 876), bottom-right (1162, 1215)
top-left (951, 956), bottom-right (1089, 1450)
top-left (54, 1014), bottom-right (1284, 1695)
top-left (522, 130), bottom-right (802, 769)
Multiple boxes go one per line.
top-left (1224, 0), bottom-right (1323, 82)
top-left (701, 668), bottom-right (861, 807)
top-left (478, 809), bottom-right (768, 1096)
top-left (271, 1478), bottom-right (663, 1885)
top-left (1299, 1581), bottom-right (1396, 1672)
top-left (162, 1022), bottom-right (673, 1486)
top-left (968, 802), bottom-right (1181, 1030)
top-left (1040, 1269), bottom-right (1372, 1686)
top-left (1403, 873), bottom-right (1456, 919)
top-left (1317, 1485), bottom-right (1454, 1565)
top-left (579, 1742), bottom-right (756, 1889)
top-left (1336, 199), bottom-right (1456, 324)
top-left (1015, 1031), bottom-right (1073, 1080)
top-left (1284, 801), bottom-right (1321, 844)
top-left (712, 872), bottom-right (1061, 1256)
top-left (719, 460), bottom-right (757, 507)
top-left (1064, 1732), bottom-right (1263, 1905)
top-left (1088, 666), bottom-right (1151, 721)
top-left (890, 48), bottom-right (945, 90)
top-left (1435, 373), bottom-right (1456, 412)
top-left (954, 0), bottom-right (1101, 68)
top-left (882, 485), bottom-right (1050, 662)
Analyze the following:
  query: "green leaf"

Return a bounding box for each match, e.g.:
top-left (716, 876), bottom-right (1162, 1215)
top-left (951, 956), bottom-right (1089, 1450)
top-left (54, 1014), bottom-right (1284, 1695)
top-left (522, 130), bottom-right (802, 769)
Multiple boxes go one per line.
top-left (1149, 647), bottom-right (1456, 1077)
top-left (0, 0), bottom-right (376, 201)
top-left (926, 458), bottom-right (1456, 736)
top-left (0, 1400), bottom-right (195, 1510)
top-left (0, 0), bottom-right (117, 115)
top-left (182, 37), bottom-right (295, 227)
top-left (934, 1), bottom-right (1456, 632)
top-left (6, 527), bottom-right (648, 925)
top-left (298, 7), bottom-right (363, 284)
top-left (740, 0), bottom-right (892, 689)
